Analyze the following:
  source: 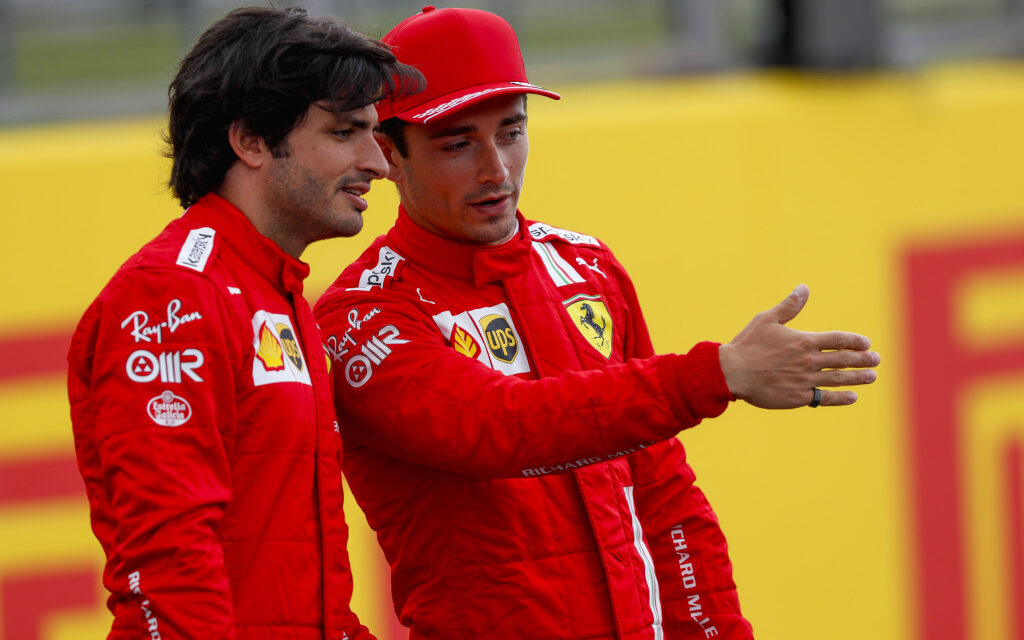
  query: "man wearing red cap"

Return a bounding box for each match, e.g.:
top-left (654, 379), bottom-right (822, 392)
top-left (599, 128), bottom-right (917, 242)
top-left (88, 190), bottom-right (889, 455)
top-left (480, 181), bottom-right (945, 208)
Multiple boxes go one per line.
top-left (315, 6), bottom-right (878, 639)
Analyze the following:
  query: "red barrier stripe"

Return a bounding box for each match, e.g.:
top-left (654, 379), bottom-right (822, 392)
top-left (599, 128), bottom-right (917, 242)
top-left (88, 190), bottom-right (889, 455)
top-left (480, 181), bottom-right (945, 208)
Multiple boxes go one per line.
top-left (1, 567), bottom-right (101, 640)
top-left (1007, 438), bottom-right (1024, 640)
top-left (0, 454), bottom-right (83, 505)
top-left (0, 328), bottom-right (71, 383)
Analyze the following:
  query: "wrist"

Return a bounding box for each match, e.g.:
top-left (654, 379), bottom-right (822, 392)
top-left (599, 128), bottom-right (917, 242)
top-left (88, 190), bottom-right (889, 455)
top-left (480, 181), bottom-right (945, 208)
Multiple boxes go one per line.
top-left (717, 343), bottom-right (744, 400)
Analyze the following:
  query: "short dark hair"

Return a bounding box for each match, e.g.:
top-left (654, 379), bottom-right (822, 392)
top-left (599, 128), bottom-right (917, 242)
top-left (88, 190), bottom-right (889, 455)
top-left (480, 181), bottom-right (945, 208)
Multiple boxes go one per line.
top-left (167, 6), bottom-right (423, 208)
top-left (377, 117), bottom-right (409, 157)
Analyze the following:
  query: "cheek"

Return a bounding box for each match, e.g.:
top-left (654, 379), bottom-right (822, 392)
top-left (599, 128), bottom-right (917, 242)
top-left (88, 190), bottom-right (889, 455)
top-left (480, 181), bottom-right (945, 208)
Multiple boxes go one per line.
top-left (411, 164), bottom-right (458, 203)
top-left (506, 147), bottom-right (528, 178)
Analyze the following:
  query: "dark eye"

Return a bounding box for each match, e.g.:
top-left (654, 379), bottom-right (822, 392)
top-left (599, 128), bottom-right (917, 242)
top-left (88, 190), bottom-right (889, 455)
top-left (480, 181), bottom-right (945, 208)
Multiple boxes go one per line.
top-left (333, 129), bottom-right (354, 140)
top-left (442, 141), bottom-right (469, 152)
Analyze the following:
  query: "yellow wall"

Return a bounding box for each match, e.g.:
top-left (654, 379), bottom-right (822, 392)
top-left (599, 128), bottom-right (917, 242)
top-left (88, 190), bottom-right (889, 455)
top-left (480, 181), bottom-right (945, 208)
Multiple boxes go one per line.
top-left (2, 61), bottom-right (1024, 639)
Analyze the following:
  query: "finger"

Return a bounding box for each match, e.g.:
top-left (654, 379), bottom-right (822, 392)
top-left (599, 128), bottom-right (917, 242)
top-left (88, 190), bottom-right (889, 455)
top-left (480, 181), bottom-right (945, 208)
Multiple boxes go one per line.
top-left (816, 350), bottom-right (881, 370)
top-left (768, 284), bottom-right (809, 325)
top-left (813, 368), bottom-right (877, 387)
top-left (810, 330), bottom-right (871, 351)
top-left (819, 389), bottom-right (858, 406)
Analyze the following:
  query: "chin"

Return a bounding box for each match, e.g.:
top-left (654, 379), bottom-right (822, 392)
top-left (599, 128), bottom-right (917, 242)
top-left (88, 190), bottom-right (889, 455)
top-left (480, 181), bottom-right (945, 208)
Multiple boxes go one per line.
top-left (331, 214), bottom-right (364, 239)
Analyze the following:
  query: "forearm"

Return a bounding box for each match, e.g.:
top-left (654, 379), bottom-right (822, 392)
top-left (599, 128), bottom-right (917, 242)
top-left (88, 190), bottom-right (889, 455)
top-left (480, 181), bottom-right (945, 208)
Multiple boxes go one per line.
top-left (337, 334), bottom-right (731, 478)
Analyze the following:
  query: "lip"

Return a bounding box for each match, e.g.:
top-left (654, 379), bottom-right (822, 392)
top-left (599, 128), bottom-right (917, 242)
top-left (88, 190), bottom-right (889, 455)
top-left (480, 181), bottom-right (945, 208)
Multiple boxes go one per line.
top-left (469, 194), bottom-right (511, 216)
top-left (339, 184), bottom-right (370, 211)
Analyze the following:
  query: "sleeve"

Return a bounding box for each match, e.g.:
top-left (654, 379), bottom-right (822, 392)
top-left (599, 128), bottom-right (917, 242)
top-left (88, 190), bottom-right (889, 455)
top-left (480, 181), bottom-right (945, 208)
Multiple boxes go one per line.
top-left (315, 286), bottom-right (732, 479)
top-left (84, 268), bottom-right (240, 637)
top-left (610, 252), bottom-right (752, 635)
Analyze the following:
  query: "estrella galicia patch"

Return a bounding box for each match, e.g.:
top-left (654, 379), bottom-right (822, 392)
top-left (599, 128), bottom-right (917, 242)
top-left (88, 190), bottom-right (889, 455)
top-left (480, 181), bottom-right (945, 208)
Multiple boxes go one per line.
top-left (563, 294), bottom-right (613, 358)
top-left (479, 314), bottom-right (518, 364)
top-left (146, 390), bottom-right (192, 427)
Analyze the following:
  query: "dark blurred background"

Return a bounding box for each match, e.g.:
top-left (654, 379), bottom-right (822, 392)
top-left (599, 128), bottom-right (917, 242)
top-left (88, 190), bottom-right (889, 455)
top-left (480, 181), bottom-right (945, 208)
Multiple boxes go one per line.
top-left (2, 0), bottom-right (1023, 125)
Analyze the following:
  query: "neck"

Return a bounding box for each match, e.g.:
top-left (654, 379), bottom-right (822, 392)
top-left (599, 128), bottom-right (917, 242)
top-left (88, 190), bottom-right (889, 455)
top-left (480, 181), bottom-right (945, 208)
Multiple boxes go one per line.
top-left (218, 164), bottom-right (306, 259)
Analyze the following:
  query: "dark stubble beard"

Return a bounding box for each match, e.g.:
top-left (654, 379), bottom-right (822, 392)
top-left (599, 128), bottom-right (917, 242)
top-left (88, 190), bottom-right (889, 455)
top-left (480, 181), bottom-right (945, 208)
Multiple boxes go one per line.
top-left (266, 156), bottom-right (365, 248)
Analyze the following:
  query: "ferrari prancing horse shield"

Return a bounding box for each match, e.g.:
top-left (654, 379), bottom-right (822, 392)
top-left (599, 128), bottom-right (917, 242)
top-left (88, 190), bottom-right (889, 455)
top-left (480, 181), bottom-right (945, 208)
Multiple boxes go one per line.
top-left (563, 293), bottom-right (613, 358)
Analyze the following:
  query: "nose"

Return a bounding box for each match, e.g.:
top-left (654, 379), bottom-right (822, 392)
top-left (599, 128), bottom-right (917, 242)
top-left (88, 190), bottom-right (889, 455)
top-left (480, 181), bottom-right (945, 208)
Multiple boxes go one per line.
top-left (359, 134), bottom-right (389, 181)
top-left (477, 140), bottom-right (510, 184)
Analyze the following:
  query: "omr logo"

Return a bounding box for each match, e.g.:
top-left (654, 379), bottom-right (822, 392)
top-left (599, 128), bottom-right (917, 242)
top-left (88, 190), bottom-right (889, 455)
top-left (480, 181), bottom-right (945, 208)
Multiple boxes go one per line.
top-left (479, 314), bottom-right (518, 363)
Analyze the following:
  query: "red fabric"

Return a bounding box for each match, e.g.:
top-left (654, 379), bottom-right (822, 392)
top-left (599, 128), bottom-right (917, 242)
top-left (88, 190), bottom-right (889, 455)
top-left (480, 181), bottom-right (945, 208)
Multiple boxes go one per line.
top-left (314, 208), bottom-right (752, 639)
top-left (377, 7), bottom-right (559, 123)
top-left (68, 193), bottom-right (370, 640)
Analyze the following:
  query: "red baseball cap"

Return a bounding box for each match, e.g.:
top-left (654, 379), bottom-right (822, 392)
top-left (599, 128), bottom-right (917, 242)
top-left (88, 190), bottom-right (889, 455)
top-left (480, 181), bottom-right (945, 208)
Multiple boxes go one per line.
top-left (377, 6), bottom-right (560, 123)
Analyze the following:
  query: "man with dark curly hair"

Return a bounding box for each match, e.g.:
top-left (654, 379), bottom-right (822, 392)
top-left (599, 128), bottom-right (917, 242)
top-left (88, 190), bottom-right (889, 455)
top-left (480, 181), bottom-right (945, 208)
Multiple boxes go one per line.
top-left (67, 7), bottom-right (421, 638)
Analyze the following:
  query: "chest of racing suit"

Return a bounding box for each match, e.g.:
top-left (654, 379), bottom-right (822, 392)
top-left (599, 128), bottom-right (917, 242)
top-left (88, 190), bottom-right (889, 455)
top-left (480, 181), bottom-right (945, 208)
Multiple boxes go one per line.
top-left (68, 193), bottom-right (370, 639)
top-left (315, 208), bottom-right (752, 639)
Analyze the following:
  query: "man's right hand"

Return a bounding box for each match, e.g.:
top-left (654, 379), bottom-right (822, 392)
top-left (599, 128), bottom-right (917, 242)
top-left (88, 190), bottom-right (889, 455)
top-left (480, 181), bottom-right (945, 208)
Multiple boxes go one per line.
top-left (717, 284), bottom-right (879, 409)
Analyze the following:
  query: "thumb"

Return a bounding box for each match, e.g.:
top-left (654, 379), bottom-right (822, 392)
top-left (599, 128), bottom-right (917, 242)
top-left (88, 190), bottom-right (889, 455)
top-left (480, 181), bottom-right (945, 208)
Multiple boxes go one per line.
top-left (768, 284), bottom-right (809, 325)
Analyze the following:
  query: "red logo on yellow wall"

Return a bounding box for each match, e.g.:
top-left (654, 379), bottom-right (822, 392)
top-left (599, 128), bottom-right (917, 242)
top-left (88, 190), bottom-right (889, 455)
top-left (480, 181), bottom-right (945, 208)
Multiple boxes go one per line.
top-left (904, 229), bottom-right (1024, 640)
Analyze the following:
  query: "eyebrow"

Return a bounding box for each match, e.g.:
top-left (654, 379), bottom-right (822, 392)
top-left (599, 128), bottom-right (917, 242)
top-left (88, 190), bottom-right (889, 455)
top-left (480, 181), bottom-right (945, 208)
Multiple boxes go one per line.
top-left (428, 113), bottom-right (527, 140)
top-left (334, 116), bottom-right (373, 131)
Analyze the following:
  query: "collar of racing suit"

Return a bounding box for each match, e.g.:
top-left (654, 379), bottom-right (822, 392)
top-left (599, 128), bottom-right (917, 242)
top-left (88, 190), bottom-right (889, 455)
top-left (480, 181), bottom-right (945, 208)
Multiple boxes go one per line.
top-left (192, 192), bottom-right (311, 297)
top-left (392, 204), bottom-right (534, 288)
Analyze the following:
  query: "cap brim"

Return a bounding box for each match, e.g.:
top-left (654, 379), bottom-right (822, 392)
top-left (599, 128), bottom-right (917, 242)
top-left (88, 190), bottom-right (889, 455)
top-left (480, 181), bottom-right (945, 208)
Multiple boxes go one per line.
top-left (391, 81), bottom-right (560, 124)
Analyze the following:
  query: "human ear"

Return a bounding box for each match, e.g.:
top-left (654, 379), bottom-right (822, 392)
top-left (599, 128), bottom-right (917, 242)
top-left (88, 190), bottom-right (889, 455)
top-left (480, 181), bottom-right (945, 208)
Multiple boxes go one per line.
top-left (228, 120), bottom-right (269, 169)
top-left (374, 131), bottom-right (404, 183)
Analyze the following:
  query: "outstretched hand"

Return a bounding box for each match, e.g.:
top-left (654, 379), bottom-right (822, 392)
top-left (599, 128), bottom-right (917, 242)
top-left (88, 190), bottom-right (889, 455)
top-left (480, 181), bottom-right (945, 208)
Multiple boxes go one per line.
top-left (717, 285), bottom-right (879, 409)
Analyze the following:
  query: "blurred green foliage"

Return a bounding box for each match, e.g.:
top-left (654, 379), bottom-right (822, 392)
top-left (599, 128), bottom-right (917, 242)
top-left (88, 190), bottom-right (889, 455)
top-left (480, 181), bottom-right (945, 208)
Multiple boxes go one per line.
top-left (15, 24), bottom-right (178, 89)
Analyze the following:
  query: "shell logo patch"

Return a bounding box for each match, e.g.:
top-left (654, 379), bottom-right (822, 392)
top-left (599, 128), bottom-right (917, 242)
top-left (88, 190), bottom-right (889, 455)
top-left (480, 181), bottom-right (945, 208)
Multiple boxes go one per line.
top-left (451, 325), bottom-right (481, 359)
top-left (564, 294), bottom-right (613, 358)
top-left (256, 322), bottom-right (285, 371)
top-left (479, 314), bottom-right (518, 364)
top-left (251, 311), bottom-right (312, 386)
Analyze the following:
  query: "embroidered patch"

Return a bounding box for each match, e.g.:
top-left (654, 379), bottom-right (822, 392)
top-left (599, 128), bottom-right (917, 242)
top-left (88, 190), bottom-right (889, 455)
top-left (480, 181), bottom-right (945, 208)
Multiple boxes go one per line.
top-left (346, 246), bottom-right (404, 291)
top-left (479, 314), bottom-right (519, 364)
top-left (251, 311), bottom-right (311, 386)
top-left (528, 222), bottom-right (600, 246)
top-left (146, 390), bottom-right (192, 427)
top-left (563, 293), bottom-right (613, 358)
top-left (451, 325), bottom-right (482, 359)
top-left (432, 303), bottom-right (530, 375)
top-left (176, 227), bottom-right (216, 272)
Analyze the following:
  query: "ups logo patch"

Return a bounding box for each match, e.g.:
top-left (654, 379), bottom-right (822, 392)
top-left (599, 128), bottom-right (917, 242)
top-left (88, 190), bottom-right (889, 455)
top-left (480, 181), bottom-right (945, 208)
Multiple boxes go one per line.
top-left (432, 303), bottom-right (531, 376)
top-left (479, 314), bottom-right (518, 363)
top-left (276, 324), bottom-right (304, 371)
top-left (563, 294), bottom-right (613, 358)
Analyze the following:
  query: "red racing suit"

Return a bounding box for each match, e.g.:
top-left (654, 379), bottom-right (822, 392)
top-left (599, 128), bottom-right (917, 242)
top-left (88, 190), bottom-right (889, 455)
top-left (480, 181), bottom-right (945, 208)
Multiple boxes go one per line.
top-left (68, 193), bottom-right (371, 640)
top-left (314, 207), bottom-right (754, 639)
